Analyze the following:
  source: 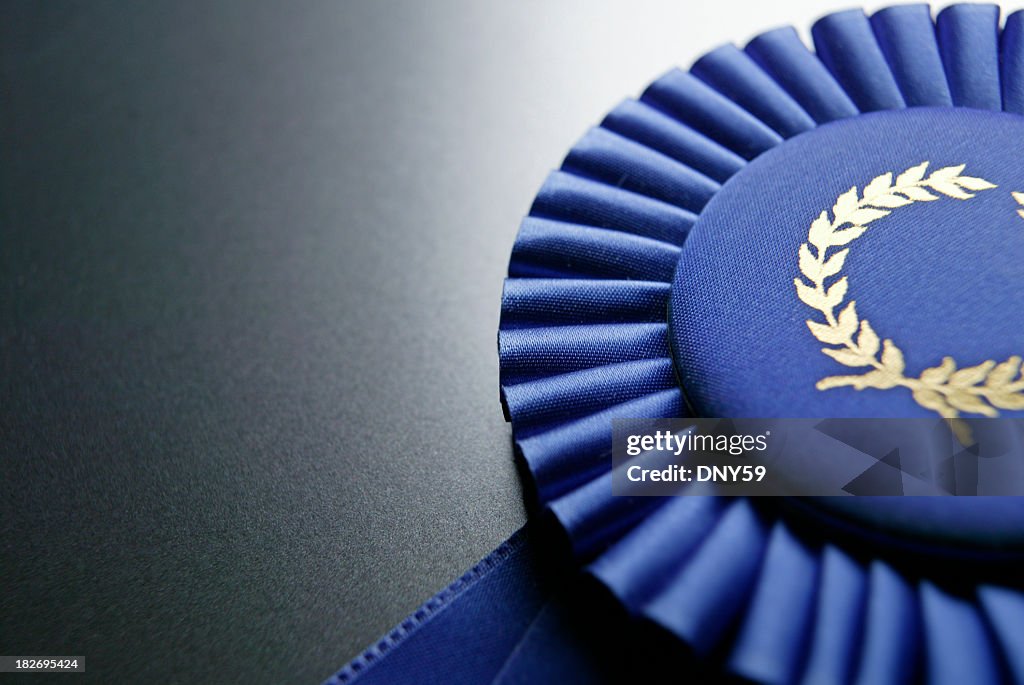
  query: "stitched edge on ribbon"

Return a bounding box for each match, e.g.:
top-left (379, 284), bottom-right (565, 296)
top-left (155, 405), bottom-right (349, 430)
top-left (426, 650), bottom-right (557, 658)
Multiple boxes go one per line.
top-left (324, 530), bottom-right (528, 685)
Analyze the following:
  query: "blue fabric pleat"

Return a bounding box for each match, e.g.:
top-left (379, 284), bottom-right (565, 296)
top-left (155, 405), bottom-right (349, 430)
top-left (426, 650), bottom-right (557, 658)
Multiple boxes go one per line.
top-left (498, 323), bottom-right (669, 386)
top-left (508, 219), bottom-right (682, 280)
top-left (871, 4), bottom-right (954, 107)
top-left (745, 27), bottom-right (859, 124)
top-left (1002, 11), bottom-right (1024, 114)
top-left (920, 583), bottom-right (1004, 685)
top-left (515, 389), bottom-right (684, 503)
top-left (600, 99), bottom-right (745, 183)
top-left (562, 128), bottom-right (720, 213)
top-left (545, 473), bottom-right (664, 561)
top-left (640, 500), bottom-right (768, 655)
top-left (812, 9), bottom-right (906, 111)
top-left (691, 45), bottom-right (816, 138)
top-left (854, 562), bottom-right (920, 685)
top-left (936, 4), bottom-right (1002, 110)
top-left (979, 585), bottom-right (1024, 683)
top-left (529, 171), bottom-right (696, 244)
top-left (587, 496), bottom-right (725, 609)
top-left (641, 68), bottom-right (782, 159)
top-left (324, 530), bottom-right (546, 685)
top-left (800, 546), bottom-right (867, 685)
top-left (728, 523), bottom-right (819, 685)
top-left (500, 280), bottom-right (669, 330)
top-left (502, 359), bottom-right (676, 438)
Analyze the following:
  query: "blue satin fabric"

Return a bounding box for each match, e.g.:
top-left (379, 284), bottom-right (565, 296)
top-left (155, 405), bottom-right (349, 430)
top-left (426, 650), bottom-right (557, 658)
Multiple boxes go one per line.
top-left (1005, 12), bottom-right (1024, 113)
top-left (870, 5), bottom-right (953, 107)
top-left (811, 9), bottom-right (907, 111)
top-left (600, 99), bottom-right (745, 182)
top-left (499, 323), bottom-right (670, 387)
top-left (515, 389), bottom-right (683, 503)
top-left (937, 4), bottom-right (1002, 109)
top-left (562, 128), bottom-right (720, 213)
top-left (980, 586), bottom-right (1024, 682)
top-left (745, 27), bottom-right (859, 124)
top-left (335, 5), bottom-right (1024, 684)
top-left (508, 219), bottom-right (681, 280)
top-left (641, 69), bottom-right (782, 159)
top-left (501, 358), bottom-right (676, 438)
top-left (528, 172), bottom-right (696, 245)
top-left (501, 280), bottom-right (670, 331)
top-left (692, 45), bottom-right (816, 138)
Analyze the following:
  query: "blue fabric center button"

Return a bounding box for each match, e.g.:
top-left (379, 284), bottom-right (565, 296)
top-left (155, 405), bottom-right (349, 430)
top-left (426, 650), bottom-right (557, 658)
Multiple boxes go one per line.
top-left (669, 107), bottom-right (1024, 553)
top-left (670, 107), bottom-right (1024, 421)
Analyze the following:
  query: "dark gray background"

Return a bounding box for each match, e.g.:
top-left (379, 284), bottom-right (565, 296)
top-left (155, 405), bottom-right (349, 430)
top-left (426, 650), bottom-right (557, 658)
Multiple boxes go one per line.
top-left (1, 1), bottom-right (848, 683)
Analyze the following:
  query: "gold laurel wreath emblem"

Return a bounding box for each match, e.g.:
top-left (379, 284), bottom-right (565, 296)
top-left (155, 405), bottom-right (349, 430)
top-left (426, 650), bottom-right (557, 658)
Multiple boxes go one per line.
top-left (794, 162), bottom-right (1024, 442)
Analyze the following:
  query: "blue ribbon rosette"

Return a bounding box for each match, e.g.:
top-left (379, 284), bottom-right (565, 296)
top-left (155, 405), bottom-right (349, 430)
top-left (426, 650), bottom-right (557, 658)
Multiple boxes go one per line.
top-left (500, 4), bottom-right (1024, 684)
top-left (329, 5), bottom-right (1024, 684)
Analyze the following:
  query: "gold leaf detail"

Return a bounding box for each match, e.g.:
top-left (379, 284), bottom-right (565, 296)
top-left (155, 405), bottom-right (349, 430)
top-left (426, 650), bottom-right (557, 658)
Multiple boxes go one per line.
top-left (819, 370), bottom-right (896, 390)
top-left (931, 164), bottom-right (966, 181)
top-left (794, 278), bottom-right (823, 309)
top-left (949, 361), bottom-right (996, 387)
top-left (855, 320), bottom-right (879, 358)
top-left (808, 212), bottom-right (833, 251)
top-left (913, 389), bottom-right (955, 415)
top-left (987, 356), bottom-right (1022, 386)
top-left (820, 249), bottom-right (849, 279)
top-left (822, 348), bottom-right (872, 367)
top-left (896, 162), bottom-right (928, 186)
top-left (870, 194), bottom-right (913, 208)
top-left (930, 181), bottom-right (974, 200)
top-left (829, 226), bottom-right (868, 246)
top-left (902, 186), bottom-right (939, 201)
top-left (920, 357), bottom-right (956, 384)
top-left (798, 244), bottom-right (821, 282)
top-left (807, 319), bottom-right (848, 345)
top-left (880, 341), bottom-right (905, 375)
top-left (848, 208), bottom-right (890, 224)
top-left (990, 393), bottom-right (1024, 410)
top-left (957, 176), bottom-right (997, 191)
top-left (794, 161), bottom-right (1023, 427)
top-left (836, 302), bottom-right (859, 339)
top-left (863, 172), bottom-right (892, 199)
top-left (818, 375), bottom-right (871, 390)
top-left (823, 276), bottom-right (848, 309)
top-left (946, 391), bottom-right (998, 417)
top-left (833, 187), bottom-right (859, 218)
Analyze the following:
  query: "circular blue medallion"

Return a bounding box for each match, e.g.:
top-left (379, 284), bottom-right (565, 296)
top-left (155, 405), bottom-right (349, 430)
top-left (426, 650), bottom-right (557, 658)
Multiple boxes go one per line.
top-left (669, 107), bottom-right (1024, 551)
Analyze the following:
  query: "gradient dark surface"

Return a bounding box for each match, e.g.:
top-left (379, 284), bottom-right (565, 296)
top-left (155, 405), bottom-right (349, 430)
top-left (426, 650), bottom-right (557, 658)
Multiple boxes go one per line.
top-left (1, 3), bottom-right (532, 682)
top-left (0, 1), bottom-right (848, 682)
